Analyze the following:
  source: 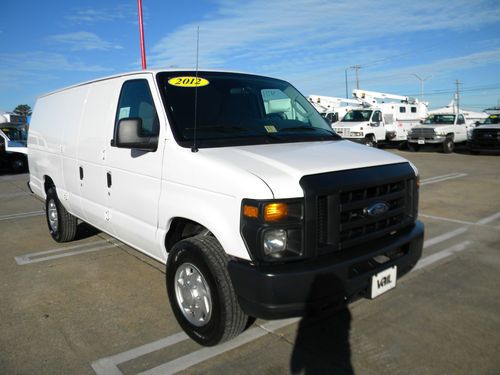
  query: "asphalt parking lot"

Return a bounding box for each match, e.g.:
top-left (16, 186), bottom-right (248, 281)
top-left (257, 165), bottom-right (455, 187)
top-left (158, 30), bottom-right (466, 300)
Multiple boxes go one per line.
top-left (1, 148), bottom-right (499, 375)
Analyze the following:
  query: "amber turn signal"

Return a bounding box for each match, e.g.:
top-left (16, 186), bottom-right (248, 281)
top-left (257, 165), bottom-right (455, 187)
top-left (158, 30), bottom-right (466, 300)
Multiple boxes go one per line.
top-left (243, 205), bottom-right (259, 218)
top-left (264, 203), bottom-right (288, 222)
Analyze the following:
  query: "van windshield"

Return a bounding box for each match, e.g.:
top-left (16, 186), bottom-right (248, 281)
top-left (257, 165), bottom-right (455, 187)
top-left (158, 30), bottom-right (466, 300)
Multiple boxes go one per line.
top-left (156, 71), bottom-right (339, 148)
top-left (342, 110), bottom-right (373, 122)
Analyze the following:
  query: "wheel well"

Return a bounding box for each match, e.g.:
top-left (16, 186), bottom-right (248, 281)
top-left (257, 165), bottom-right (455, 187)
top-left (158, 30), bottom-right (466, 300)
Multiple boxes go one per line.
top-left (164, 218), bottom-right (211, 253)
top-left (44, 176), bottom-right (55, 194)
top-left (446, 133), bottom-right (454, 140)
top-left (366, 133), bottom-right (376, 142)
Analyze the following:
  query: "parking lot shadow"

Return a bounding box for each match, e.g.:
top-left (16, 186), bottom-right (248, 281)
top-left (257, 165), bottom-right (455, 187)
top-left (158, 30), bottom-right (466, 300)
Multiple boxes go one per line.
top-left (290, 274), bottom-right (353, 375)
top-left (75, 222), bottom-right (101, 240)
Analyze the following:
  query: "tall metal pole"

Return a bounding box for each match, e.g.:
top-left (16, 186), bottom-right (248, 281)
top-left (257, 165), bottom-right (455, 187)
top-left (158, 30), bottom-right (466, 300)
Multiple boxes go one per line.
top-left (345, 68), bottom-right (348, 98)
top-left (455, 79), bottom-right (461, 114)
top-left (137, 0), bottom-right (147, 70)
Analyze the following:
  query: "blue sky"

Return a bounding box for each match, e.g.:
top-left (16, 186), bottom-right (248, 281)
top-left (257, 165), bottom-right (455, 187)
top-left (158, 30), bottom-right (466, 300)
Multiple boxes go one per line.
top-left (1, 0), bottom-right (499, 112)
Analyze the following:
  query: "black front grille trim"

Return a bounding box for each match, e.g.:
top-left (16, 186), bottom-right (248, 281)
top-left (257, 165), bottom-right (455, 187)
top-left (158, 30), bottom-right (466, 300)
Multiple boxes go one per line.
top-left (300, 163), bottom-right (417, 257)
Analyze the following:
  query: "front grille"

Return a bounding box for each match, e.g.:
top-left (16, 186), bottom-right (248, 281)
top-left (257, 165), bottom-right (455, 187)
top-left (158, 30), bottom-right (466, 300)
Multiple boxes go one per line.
top-left (334, 128), bottom-right (350, 137)
top-left (409, 128), bottom-right (435, 139)
top-left (300, 163), bottom-right (417, 257)
top-left (473, 129), bottom-right (500, 142)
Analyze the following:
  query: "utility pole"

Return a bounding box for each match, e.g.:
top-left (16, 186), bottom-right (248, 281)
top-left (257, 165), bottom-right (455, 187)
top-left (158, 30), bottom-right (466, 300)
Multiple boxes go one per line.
top-left (412, 74), bottom-right (432, 101)
top-left (344, 68), bottom-right (349, 98)
top-left (455, 79), bottom-right (461, 114)
top-left (350, 65), bottom-right (362, 89)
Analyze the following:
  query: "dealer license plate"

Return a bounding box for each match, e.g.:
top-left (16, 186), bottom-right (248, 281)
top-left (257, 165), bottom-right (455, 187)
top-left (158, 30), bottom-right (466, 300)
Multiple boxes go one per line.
top-left (370, 266), bottom-right (397, 299)
top-left (418, 139), bottom-right (425, 145)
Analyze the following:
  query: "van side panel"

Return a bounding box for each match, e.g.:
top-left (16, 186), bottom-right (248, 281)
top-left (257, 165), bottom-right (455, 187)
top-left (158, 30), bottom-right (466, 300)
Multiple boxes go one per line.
top-left (77, 79), bottom-right (120, 233)
top-left (28, 93), bottom-right (68, 199)
top-left (60, 85), bottom-right (90, 216)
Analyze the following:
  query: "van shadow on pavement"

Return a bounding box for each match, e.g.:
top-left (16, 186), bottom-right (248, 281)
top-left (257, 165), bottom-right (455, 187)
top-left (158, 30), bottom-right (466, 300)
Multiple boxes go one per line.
top-left (290, 273), bottom-right (354, 375)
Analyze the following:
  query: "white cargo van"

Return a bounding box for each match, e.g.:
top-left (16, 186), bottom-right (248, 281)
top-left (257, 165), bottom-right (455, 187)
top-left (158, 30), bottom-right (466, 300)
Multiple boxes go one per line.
top-left (28, 70), bottom-right (424, 346)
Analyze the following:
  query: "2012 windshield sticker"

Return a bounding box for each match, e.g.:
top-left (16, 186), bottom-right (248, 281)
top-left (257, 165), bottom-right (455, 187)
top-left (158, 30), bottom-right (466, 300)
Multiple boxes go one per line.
top-left (168, 76), bottom-right (209, 87)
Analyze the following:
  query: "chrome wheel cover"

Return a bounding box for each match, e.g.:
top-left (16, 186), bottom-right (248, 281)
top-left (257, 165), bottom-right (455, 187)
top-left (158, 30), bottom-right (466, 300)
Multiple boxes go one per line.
top-left (174, 262), bottom-right (212, 327)
top-left (47, 199), bottom-right (58, 232)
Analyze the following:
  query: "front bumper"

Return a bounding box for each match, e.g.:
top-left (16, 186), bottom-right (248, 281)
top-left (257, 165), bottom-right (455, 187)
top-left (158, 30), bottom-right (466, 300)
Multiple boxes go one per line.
top-left (408, 136), bottom-right (446, 144)
top-left (468, 140), bottom-right (500, 152)
top-left (228, 220), bottom-right (424, 319)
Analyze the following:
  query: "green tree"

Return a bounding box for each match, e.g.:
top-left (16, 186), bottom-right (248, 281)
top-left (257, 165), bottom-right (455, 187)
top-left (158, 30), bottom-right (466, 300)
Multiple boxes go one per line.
top-left (13, 104), bottom-right (32, 117)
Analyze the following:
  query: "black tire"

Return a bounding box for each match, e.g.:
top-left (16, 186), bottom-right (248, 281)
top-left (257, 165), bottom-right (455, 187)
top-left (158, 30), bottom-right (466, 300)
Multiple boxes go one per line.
top-left (408, 143), bottom-right (420, 152)
top-left (45, 187), bottom-right (77, 242)
top-left (363, 135), bottom-right (377, 148)
top-left (11, 156), bottom-right (26, 172)
top-left (442, 137), bottom-right (454, 153)
top-left (166, 235), bottom-right (248, 346)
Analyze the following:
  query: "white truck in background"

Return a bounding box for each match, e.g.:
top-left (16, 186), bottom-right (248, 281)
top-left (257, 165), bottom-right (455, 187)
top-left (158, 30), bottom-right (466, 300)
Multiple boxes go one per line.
top-left (407, 112), bottom-right (473, 153)
top-left (325, 90), bottom-right (428, 147)
top-left (308, 95), bottom-right (363, 124)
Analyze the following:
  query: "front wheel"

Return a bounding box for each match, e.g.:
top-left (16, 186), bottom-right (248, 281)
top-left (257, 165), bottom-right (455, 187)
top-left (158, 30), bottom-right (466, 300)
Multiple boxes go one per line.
top-left (363, 135), bottom-right (377, 148)
top-left (166, 235), bottom-right (248, 346)
top-left (45, 187), bottom-right (77, 242)
top-left (408, 143), bottom-right (420, 152)
top-left (442, 138), bottom-right (454, 153)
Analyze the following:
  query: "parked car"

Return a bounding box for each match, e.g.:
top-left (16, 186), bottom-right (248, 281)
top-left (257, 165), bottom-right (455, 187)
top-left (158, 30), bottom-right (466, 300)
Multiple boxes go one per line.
top-left (468, 114), bottom-right (500, 154)
top-left (0, 127), bottom-right (28, 171)
top-left (28, 70), bottom-right (424, 346)
top-left (407, 113), bottom-right (472, 153)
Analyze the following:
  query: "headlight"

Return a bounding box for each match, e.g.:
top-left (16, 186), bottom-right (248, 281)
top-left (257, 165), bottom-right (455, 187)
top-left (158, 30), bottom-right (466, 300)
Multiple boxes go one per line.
top-left (350, 131), bottom-right (363, 137)
top-left (263, 229), bottom-right (287, 256)
top-left (241, 199), bottom-right (304, 263)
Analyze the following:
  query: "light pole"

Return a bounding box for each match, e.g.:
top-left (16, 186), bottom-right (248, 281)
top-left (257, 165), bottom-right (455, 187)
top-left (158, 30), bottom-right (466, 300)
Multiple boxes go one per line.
top-left (412, 74), bottom-right (432, 101)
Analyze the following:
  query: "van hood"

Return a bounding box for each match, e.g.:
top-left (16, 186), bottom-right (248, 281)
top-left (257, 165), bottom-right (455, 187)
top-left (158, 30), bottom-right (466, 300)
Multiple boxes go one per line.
top-left (336, 121), bottom-right (367, 127)
top-left (201, 140), bottom-right (409, 198)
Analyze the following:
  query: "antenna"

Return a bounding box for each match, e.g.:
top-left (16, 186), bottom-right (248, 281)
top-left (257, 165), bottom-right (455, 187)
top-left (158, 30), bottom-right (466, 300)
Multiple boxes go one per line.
top-left (191, 26), bottom-right (200, 153)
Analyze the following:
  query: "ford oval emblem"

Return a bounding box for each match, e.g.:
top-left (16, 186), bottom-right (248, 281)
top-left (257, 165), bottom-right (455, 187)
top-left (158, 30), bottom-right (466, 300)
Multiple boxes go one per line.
top-left (364, 202), bottom-right (390, 217)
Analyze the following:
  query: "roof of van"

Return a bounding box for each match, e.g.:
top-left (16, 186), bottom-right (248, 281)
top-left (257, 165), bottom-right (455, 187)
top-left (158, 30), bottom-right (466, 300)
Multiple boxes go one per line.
top-left (37, 68), bottom-right (277, 99)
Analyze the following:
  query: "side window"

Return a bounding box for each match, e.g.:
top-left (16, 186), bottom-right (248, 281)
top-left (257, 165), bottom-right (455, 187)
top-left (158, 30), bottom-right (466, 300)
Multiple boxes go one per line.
top-left (457, 115), bottom-right (465, 125)
top-left (373, 111), bottom-right (382, 123)
top-left (399, 107), bottom-right (406, 113)
top-left (115, 79), bottom-right (159, 137)
top-left (411, 107), bottom-right (417, 113)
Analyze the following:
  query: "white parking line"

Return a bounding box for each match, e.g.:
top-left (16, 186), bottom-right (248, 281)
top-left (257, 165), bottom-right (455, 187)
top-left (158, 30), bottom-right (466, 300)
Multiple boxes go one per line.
top-left (0, 210), bottom-right (44, 221)
top-left (91, 319), bottom-right (298, 375)
top-left (413, 241), bottom-right (471, 271)
top-left (15, 240), bottom-right (119, 265)
top-left (420, 173), bottom-right (468, 186)
top-left (0, 191), bottom-right (30, 199)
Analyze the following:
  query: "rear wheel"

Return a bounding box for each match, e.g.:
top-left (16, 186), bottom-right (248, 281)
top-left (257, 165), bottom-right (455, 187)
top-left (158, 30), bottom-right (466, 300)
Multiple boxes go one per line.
top-left (442, 137), bottom-right (454, 153)
top-left (166, 235), bottom-right (248, 346)
top-left (45, 187), bottom-right (77, 242)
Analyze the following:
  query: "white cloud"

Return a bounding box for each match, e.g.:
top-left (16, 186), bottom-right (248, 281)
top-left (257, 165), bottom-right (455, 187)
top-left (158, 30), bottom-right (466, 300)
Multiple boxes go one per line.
top-left (65, 5), bottom-right (136, 24)
top-left (148, 0), bottom-right (500, 70)
top-left (47, 32), bottom-right (122, 51)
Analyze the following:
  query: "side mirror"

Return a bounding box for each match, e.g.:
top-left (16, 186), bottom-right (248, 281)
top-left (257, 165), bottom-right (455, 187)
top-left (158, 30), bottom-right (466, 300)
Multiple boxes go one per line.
top-left (112, 118), bottom-right (158, 151)
top-left (419, 120), bottom-right (423, 124)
